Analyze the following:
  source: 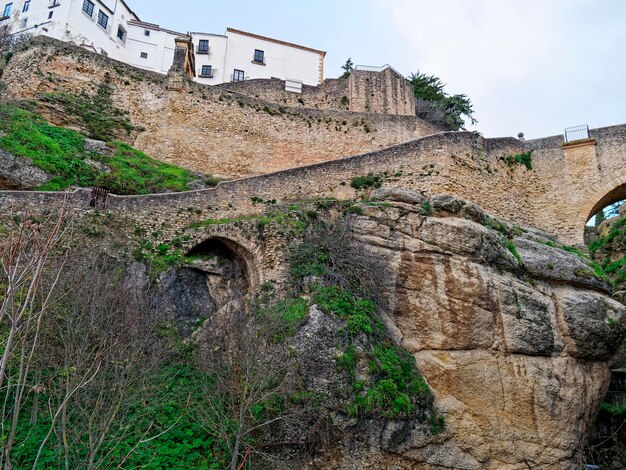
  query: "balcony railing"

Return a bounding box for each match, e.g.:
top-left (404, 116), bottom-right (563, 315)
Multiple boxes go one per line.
top-left (199, 71), bottom-right (214, 78)
top-left (564, 124), bottom-right (590, 143)
top-left (196, 46), bottom-right (211, 55)
top-left (230, 74), bottom-right (245, 82)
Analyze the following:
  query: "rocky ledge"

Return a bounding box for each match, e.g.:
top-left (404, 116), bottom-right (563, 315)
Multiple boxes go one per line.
top-left (309, 190), bottom-right (625, 469)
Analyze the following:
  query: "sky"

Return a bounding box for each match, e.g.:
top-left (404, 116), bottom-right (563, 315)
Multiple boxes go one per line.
top-left (129, 0), bottom-right (626, 139)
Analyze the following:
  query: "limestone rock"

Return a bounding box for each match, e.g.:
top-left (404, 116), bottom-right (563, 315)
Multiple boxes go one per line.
top-left (515, 237), bottom-right (610, 293)
top-left (556, 288), bottom-right (626, 360)
top-left (371, 187), bottom-right (426, 205)
top-left (0, 149), bottom-right (51, 189)
top-left (158, 268), bottom-right (216, 336)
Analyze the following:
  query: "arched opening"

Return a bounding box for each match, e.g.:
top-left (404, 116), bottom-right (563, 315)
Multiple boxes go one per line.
top-left (584, 184), bottom-right (626, 246)
top-left (186, 236), bottom-right (258, 295)
top-left (157, 237), bottom-right (258, 337)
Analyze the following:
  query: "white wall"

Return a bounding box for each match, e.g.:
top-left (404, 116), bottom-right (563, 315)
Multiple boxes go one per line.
top-left (191, 32), bottom-right (227, 85)
top-left (2, 0), bottom-right (138, 61)
top-left (223, 30), bottom-right (322, 86)
top-left (126, 22), bottom-right (178, 74)
top-left (1, 2), bottom-right (326, 86)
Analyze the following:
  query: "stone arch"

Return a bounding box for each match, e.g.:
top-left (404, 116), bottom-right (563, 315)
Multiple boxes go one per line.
top-left (186, 236), bottom-right (260, 291)
top-left (576, 172), bottom-right (626, 243)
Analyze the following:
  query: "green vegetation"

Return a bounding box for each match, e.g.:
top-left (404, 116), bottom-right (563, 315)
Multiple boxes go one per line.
top-left (503, 151), bottom-right (533, 171)
top-left (9, 366), bottom-right (230, 469)
top-left (600, 402), bottom-right (626, 416)
top-left (587, 214), bottom-right (626, 289)
top-left (409, 71), bottom-right (476, 131)
top-left (340, 58), bottom-right (354, 78)
top-left (507, 240), bottom-right (522, 264)
top-left (0, 102), bottom-right (201, 194)
top-left (350, 173), bottom-right (382, 190)
top-left (39, 79), bottom-right (133, 140)
top-left (288, 221), bottom-right (441, 426)
top-left (421, 201), bottom-right (433, 216)
top-left (256, 297), bottom-right (309, 343)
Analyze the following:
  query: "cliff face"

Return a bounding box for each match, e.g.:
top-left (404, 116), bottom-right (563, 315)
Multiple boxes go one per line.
top-left (296, 191), bottom-right (621, 469)
top-left (150, 190), bottom-right (623, 469)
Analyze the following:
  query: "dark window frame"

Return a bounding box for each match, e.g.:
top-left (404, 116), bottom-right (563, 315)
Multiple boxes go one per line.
top-left (233, 69), bottom-right (245, 82)
top-left (97, 10), bottom-right (108, 29)
top-left (22, 0), bottom-right (30, 13)
top-left (82, 0), bottom-right (94, 17)
top-left (144, 29), bottom-right (150, 36)
top-left (200, 65), bottom-right (213, 77)
top-left (116, 26), bottom-right (126, 42)
top-left (140, 52), bottom-right (148, 59)
top-left (253, 49), bottom-right (265, 63)
top-left (2, 3), bottom-right (12, 17)
top-left (197, 39), bottom-right (209, 53)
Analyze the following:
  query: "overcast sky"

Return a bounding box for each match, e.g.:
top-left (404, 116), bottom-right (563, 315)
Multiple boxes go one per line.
top-left (130, 0), bottom-right (626, 139)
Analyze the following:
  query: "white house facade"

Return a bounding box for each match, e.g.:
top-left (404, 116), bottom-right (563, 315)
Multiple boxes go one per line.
top-left (1, 0), bottom-right (326, 86)
top-left (1, 0), bottom-right (140, 61)
top-left (192, 28), bottom-right (325, 86)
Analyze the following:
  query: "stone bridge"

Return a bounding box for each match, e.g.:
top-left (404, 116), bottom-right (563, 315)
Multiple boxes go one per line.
top-left (1, 124), bottom-right (625, 247)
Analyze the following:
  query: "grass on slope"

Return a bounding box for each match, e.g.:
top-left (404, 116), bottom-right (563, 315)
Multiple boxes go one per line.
top-left (0, 102), bottom-right (199, 194)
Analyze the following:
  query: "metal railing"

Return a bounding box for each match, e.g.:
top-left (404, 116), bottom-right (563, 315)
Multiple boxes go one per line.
top-left (354, 64), bottom-right (403, 77)
top-left (230, 73), bottom-right (245, 82)
top-left (564, 124), bottom-right (590, 143)
top-left (196, 46), bottom-right (211, 55)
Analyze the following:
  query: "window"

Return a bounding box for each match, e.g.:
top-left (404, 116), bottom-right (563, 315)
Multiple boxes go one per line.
top-left (116, 26), bottom-right (126, 42)
top-left (48, 11), bottom-right (53, 18)
top-left (200, 65), bottom-right (212, 77)
top-left (140, 52), bottom-right (148, 59)
top-left (232, 69), bottom-right (244, 82)
top-left (2, 3), bottom-right (12, 17)
top-left (197, 39), bottom-right (209, 54)
top-left (253, 49), bottom-right (264, 63)
top-left (82, 0), bottom-right (94, 17)
top-left (22, 0), bottom-right (29, 13)
top-left (144, 29), bottom-right (150, 36)
top-left (97, 10), bottom-right (108, 29)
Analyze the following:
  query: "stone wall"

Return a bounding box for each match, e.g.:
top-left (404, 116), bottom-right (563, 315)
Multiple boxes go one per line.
top-left (218, 77), bottom-right (350, 111)
top-left (1, 38), bottom-right (439, 179)
top-left (348, 68), bottom-right (416, 116)
top-left (219, 67), bottom-right (417, 117)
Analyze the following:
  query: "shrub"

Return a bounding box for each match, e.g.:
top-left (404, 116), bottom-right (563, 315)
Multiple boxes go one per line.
top-left (350, 173), bottom-right (382, 190)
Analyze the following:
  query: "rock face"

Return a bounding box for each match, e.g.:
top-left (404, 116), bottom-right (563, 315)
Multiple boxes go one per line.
top-left (0, 149), bottom-right (51, 189)
top-left (308, 191), bottom-right (625, 469)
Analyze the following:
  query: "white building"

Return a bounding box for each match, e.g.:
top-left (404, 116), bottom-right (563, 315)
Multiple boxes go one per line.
top-left (125, 19), bottom-right (184, 75)
top-left (1, 0), bottom-right (140, 62)
top-left (192, 28), bottom-right (325, 87)
top-left (1, 0), bottom-right (326, 86)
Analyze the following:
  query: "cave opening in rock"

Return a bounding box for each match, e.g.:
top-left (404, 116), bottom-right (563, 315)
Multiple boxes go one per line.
top-left (186, 236), bottom-right (256, 296)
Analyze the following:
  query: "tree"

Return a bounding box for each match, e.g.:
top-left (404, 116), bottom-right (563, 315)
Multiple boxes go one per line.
top-left (409, 71), bottom-right (477, 131)
top-left (340, 58), bottom-right (354, 78)
top-left (194, 296), bottom-right (315, 470)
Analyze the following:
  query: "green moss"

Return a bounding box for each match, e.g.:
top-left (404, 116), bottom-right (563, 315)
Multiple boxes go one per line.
top-left (600, 402), bottom-right (626, 416)
top-left (39, 79), bottom-right (134, 141)
top-left (0, 103), bottom-right (199, 194)
top-left (190, 215), bottom-right (259, 229)
top-left (257, 297), bottom-right (309, 343)
top-left (507, 240), bottom-right (522, 264)
top-left (421, 201), bottom-right (432, 216)
top-left (503, 151), bottom-right (533, 170)
top-left (350, 173), bottom-right (382, 190)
